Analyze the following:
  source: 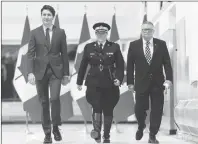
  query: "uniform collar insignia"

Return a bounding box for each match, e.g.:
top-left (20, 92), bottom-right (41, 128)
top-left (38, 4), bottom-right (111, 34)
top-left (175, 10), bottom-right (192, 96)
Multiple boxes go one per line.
top-left (107, 52), bottom-right (113, 55)
top-left (106, 40), bottom-right (112, 47)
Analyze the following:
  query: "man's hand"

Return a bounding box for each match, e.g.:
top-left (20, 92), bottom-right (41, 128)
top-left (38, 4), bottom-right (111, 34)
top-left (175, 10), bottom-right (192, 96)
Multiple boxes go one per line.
top-left (77, 85), bottom-right (82, 91)
top-left (163, 80), bottom-right (172, 94)
top-left (62, 76), bottom-right (70, 86)
top-left (163, 80), bottom-right (172, 88)
top-left (114, 79), bottom-right (120, 86)
top-left (191, 80), bottom-right (198, 88)
top-left (128, 84), bottom-right (134, 93)
top-left (28, 73), bottom-right (35, 85)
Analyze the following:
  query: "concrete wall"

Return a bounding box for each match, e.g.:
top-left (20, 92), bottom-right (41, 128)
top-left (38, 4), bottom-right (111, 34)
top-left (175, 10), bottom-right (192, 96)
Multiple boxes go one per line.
top-left (148, 2), bottom-right (198, 139)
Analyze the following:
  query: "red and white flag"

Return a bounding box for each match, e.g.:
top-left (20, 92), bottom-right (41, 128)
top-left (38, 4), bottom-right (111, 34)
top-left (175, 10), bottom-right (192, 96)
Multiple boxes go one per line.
top-left (13, 16), bottom-right (42, 122)
top-left (54, 14), bottom-right (74, 120)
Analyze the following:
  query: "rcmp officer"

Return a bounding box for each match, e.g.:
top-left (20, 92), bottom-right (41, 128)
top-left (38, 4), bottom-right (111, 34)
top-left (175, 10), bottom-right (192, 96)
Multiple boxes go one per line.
top-left (77, 22), bottom-right (124, 143)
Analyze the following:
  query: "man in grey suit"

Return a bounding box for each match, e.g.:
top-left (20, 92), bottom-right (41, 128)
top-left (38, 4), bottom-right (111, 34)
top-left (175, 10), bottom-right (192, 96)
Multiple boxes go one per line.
top-left (27, 5), bottom-right (70, 143)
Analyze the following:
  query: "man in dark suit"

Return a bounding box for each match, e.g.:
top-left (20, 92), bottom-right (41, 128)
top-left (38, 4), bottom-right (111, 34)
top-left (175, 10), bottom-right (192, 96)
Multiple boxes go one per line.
top-left (127, 21), bottom-right (173, 143)
top-left (27, 5), bottom-right (69, 143)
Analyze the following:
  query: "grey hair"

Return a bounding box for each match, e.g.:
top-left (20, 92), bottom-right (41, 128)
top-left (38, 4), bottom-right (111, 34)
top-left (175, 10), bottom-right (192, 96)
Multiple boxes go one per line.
top-left (142, 21), bottom-right (154, 26)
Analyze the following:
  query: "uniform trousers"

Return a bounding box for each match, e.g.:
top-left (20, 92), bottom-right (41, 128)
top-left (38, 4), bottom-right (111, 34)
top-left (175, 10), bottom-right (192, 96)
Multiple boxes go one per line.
top-left (86, 85), bottom-right (120, 116)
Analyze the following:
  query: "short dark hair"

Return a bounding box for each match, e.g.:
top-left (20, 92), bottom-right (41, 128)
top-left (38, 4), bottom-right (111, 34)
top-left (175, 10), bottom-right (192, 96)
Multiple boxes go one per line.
top-left (142, 21), bottom-right (154, 27)
top-left (41, 5), bottom-right (55, 17)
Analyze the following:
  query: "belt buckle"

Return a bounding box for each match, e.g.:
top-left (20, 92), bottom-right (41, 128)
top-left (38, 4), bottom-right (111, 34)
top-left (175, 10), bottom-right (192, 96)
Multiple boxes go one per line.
top-left (99, 64), bottom-right (103, 71)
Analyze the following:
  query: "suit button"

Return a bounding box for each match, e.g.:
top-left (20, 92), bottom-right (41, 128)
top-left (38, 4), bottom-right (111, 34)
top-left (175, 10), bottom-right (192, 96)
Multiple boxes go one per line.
top-left (100, 59), bottom-right (102, 61)
top-left (149, 74), bottom-right (152, 79)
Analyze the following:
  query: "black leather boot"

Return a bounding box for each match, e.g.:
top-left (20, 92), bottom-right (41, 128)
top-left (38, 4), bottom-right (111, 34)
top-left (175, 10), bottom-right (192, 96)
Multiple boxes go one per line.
top-left (90, 113), bottom-right (102, 143)
top-left (52, 126), bottom-right (62, 141)
top-left (148, 134), bottom-right (159, 143)
top-left (43, 133), bottom-right (52, 144)
top-left (103, 116), bottom-right (113, 143)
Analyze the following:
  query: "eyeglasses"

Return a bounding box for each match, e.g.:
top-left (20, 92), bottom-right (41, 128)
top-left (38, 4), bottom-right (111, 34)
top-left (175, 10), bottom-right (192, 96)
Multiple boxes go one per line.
top-left (142, 29), bottom-right (154, 32)
top-left (95, 31), bottom-right (107, 35)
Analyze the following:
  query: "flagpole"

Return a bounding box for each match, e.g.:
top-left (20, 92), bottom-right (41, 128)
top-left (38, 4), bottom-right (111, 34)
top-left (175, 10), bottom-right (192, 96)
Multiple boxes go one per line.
top-left (56, 4), bottom-right (59, 14)
top-left (82, 4), bottom-right (90, 134)
top-left (25, 4), bottom-right (33, 135)
top-left (25, 112), bottom-right (33, 134)
top-left (112, 5), bottom-right (121, 133)
top-left (26, 4), bottom-right (28, 15)
top-left (144, 1), bottom-right (147, 16)
top-left (112, 5), bottom-right (119, 132)
top-left (84, 5), bottom-right (87, 14)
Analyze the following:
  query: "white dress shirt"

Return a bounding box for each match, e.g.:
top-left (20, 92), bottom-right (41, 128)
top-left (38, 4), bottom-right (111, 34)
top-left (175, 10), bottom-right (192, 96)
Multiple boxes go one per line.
top-left (98, 41), bottom-right (106, 49)
top-left (142, 38), bottom-right (154, 58)
top-left (43, 25), bottom-right (53, 43)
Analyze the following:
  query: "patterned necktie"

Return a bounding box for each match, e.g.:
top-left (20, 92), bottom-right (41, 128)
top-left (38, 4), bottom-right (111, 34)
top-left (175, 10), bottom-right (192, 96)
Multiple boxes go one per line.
top-left (46, 28), bottom-right (50, 48)
top-left (145, 41), bottom-right (151, 64)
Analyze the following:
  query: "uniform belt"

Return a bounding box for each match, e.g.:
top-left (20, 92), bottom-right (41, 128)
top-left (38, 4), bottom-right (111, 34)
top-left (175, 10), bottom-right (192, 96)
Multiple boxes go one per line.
top-left (91, 64), bottom-right (114, 71)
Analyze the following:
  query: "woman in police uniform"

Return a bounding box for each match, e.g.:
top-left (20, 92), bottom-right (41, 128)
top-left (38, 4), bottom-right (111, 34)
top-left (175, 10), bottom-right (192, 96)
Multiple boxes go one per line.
top-left (77, 22), bottom-right (124, 143)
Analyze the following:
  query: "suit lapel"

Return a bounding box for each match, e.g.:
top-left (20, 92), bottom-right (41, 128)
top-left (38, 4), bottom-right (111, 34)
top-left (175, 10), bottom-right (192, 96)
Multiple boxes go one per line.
top-left (152, 38), bottom-right (158, 59)
top-left (50, 25), bottom-right (56, 51)
top-left (138, 38), bottom-right (148, 64)
top-left (149, 38), bottom-right (158, 66)
top-left (139, 38), bottom-right (144, 56)
top-left (39, 26), bottom-right (48, 49)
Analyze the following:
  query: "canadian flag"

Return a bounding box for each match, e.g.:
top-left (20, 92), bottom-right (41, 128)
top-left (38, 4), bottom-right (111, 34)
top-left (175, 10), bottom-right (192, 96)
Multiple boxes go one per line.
top-left (70, 14), bottom-right (92, 121)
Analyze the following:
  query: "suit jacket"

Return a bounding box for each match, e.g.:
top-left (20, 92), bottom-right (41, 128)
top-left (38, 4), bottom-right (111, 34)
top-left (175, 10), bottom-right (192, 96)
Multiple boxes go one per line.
top-left (127, 38), bottom-right (173, 93)
top-left (27, 25), bottom-right (69, 80)
top-left (77, 40), bottom-right (124, 88)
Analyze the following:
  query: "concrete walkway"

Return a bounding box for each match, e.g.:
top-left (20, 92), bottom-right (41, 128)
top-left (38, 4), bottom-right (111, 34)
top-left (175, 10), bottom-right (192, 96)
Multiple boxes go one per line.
top-left (2, 124), bottom-right (196, 144)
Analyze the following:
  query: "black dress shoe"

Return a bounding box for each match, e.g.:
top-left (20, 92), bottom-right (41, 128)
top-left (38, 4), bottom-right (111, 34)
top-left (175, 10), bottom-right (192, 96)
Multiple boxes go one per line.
top-left (52, 126), bottom-right (62, 141)
top-left (148, 135), bottom-right (159, 143)
top-left (103, 135), bottom-right (110, 143)
top-left (103, 137), bottom-right (110, 143)
top-left (95, 136), bottom-right (101, 143)
top-left (136, 124), bottom-right (146, 140)
top-left (43, 134), bottom-right (52, 144)
top-left (136, 129), bottom-right (144, 140)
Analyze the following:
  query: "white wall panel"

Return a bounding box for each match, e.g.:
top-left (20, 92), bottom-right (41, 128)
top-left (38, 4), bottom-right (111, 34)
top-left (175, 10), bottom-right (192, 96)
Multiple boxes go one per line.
top-left (2, 2), bottom-right (144, 43)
